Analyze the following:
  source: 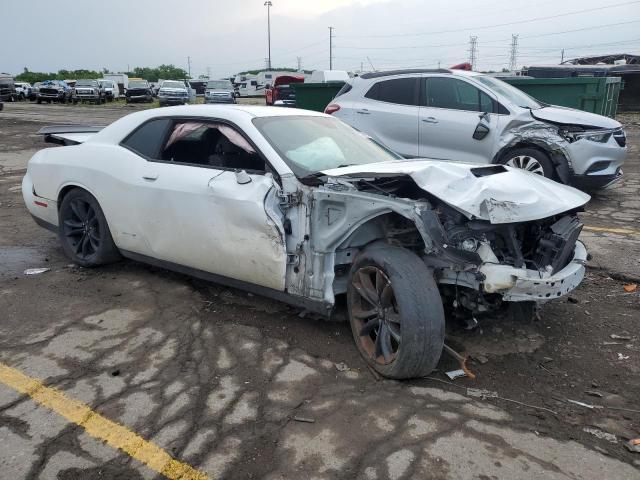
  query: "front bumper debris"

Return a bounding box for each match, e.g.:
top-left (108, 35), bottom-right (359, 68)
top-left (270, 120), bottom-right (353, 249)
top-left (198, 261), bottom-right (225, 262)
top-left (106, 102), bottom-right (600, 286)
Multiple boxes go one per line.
top-left (481, 241), bottom-right (587, 302)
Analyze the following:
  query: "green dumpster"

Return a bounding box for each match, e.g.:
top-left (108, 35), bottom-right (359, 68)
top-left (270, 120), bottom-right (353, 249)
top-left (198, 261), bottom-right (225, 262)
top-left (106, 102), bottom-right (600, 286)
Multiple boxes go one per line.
top-left (293, 82), bottom-right (345, 112)
top-left (501, 76), bottom-right (622, 118)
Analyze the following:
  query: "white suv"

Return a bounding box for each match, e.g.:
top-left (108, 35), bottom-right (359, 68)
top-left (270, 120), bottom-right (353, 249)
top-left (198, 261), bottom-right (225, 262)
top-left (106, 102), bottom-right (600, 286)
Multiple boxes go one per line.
top-left (327, 69), bottom-right (627, 190)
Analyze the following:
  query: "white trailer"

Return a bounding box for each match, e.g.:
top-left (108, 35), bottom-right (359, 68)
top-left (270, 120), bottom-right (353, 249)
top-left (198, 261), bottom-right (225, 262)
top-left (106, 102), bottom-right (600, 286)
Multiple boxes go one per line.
top-left (233, 71), bottom-right (308, 97)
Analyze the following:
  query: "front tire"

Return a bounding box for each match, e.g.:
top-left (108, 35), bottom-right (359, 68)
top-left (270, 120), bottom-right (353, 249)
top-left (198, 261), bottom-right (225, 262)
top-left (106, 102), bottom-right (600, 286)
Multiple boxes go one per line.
top-left (58, 189), bottom-right (121, 267)
top-left (499, 147), bottom-right (555, 179)
top-left (347, 243), bottom-right (445, 379)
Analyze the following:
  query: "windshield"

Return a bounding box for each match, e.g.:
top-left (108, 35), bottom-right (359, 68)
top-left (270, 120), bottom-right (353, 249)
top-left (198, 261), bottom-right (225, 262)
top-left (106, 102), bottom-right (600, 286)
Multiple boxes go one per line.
top-left (76, 80), bottom-right (97, 87)
top-left (99, 81), bottom-right (113, 87)
top-left (207, 80), bottom-right (232, 89)
top-left (253, 116), bottom-right (402, 177)
top-left (474, 75), bottom-right (541, 110)
top-left (162, 81), bottom-right (184, 89)
top-left (129, 81), bottom-right (148, 88)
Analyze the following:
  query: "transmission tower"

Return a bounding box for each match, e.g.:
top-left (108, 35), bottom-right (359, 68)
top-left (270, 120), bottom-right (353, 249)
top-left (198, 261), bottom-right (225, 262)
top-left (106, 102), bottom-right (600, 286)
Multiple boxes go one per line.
top-left (509, 34), bottom-right (519, 71)
top-left (468, 36), bottom-right (478, 71)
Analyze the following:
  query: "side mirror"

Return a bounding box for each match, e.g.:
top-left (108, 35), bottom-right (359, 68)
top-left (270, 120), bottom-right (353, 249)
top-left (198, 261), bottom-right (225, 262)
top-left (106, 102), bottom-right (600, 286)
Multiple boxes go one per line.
top-left (473, 123), bottom-right (490, 140)
top-left (235, 170), bottom-right (252, 184)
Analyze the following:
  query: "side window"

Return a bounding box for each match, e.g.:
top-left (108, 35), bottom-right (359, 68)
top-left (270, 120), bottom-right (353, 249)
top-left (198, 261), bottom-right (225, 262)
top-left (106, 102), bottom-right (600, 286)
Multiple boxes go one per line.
top-left (424, 77), bottom-right (495, 113)
top-left (122, 118), bottom-right (171, 159)
top-left (480, 91), bottom-right (494, 113)
top-left (160, 121), bottom-right (265, 172)
top-left (364, 78), bottom-right (418, 106)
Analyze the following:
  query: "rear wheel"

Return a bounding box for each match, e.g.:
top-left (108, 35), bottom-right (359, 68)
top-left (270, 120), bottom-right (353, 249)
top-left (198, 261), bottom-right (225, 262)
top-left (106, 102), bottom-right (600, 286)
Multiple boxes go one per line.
top-left (347, 243), bottom-right (445, 379)
top-left (58, 189), bottom-right (121, 267)
top-left (499, 147), bottom-right (555, 179)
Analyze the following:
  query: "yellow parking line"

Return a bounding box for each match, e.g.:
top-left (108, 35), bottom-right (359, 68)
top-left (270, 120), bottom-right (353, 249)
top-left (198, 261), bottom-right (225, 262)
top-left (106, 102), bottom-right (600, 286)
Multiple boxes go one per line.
top-left (0, 363), bottom-right (209, 480)
top-left (584, 225), bottom-right (640, 236)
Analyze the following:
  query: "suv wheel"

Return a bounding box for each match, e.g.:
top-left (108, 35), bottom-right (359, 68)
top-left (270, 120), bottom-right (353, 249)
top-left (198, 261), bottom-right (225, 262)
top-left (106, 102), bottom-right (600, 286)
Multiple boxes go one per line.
top-left (347, 243), bottom-right (445, 379)
top-left (500, 148), bottom-right (555, 178)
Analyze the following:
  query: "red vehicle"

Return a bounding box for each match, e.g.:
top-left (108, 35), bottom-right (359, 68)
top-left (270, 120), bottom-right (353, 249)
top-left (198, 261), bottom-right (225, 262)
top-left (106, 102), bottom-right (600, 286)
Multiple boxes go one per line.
top-left (265, 75), bottom-right (304, 106)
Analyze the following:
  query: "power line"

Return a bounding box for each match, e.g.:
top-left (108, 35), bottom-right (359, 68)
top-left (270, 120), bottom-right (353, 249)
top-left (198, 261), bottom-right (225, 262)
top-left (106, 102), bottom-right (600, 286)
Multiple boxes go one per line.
top-left (337, 1), bottom-right (640, 39)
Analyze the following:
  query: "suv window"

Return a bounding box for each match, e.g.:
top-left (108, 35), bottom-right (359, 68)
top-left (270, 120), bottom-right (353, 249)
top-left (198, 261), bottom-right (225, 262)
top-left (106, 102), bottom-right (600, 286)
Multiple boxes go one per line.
top-left (364, 78), bottom-right (418, 106)
top-left (122, 118), bottom-right (171, 159)
top-left (424, 77), bottom-right (494, 113)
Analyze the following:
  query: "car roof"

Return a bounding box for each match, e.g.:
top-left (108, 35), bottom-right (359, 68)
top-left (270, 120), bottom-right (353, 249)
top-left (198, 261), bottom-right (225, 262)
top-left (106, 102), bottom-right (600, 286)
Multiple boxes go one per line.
top-left (157, 104), bottom-right (328, 118)
top-left (357, 68), bottom-right (483, 80)
top-left (97, 105), bottom-right (330, 145)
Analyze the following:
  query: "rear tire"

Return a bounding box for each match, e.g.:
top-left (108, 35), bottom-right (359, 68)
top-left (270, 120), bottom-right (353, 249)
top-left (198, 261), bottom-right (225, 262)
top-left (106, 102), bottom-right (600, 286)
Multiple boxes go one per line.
top-left (347, 242), bottom-right (445, 379)
top-left (499, 147), bottom-right (555, 179)
top-left (58, 189), bottom-right (121, 267)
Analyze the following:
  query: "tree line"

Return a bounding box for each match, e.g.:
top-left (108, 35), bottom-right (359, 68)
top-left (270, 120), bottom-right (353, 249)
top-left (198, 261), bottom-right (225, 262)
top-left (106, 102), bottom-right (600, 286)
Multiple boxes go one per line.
top-left (15, 65), bottom-right (189, 84)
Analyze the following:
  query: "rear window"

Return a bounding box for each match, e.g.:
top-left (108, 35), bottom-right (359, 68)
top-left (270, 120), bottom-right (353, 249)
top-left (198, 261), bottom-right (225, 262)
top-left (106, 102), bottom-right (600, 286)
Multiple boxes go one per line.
top-left (334, 83), bottom-right (352, 98)
top-left (122, 119), bottom-right (171, 159)
top-left (364, 78), bottom-right (418, 106)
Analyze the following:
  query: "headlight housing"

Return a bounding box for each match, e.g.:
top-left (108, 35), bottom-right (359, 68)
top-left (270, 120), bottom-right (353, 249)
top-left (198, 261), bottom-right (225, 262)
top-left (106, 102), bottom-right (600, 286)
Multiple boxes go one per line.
top-left (561, 127), bottom-right (614, 143)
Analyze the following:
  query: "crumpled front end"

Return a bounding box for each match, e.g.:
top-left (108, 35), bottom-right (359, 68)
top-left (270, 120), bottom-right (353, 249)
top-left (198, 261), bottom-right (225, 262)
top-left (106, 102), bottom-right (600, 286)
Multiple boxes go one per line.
top-left (433, 202), bottom-right (588, 312)
top-left (497, 108), bottom-right (627, 190)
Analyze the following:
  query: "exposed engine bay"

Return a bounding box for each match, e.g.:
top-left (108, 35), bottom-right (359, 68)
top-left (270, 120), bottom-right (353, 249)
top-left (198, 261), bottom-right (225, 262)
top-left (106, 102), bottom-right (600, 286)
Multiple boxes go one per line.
top-left (307, 163), bottom-right (589, 320)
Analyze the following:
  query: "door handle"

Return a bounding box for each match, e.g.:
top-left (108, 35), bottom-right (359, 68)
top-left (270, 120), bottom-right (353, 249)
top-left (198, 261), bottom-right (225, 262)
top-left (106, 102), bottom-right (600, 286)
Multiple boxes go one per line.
top-left (356, 109), bottom-right (371, 115)
top-left (142, 173), bottom-right (159, 181)
top-left (421, 117), bottom-right (438, 124)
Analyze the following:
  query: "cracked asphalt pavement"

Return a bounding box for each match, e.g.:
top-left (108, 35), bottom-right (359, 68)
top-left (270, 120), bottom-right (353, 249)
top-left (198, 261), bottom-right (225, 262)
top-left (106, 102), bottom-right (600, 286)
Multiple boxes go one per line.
top-left (1, 103), bottom-right (639, 479)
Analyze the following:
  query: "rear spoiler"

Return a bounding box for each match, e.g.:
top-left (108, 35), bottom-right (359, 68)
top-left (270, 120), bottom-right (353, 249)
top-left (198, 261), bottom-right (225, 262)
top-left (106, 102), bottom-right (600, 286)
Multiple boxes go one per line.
top-left (38, 125), bottom-right (105, 146)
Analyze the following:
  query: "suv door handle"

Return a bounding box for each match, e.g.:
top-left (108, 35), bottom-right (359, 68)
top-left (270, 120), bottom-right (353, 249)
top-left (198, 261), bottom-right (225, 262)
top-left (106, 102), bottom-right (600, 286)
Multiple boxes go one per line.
top-left (142, 173), bottom-right (159, 181)
top-left (356, 109), bottom-right (371, 115)
top-left (422, 117), bottom-right (438, 124)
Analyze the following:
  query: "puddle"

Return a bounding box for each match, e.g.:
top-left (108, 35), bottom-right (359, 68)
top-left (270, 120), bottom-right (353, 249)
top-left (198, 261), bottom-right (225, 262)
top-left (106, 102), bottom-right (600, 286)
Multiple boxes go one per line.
top-left (0, 246), bottom-right (50, 280)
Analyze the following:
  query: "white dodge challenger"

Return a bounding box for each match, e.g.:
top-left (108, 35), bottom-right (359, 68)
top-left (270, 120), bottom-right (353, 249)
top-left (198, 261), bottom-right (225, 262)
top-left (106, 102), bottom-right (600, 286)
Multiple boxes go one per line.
top-left (23, 105), bottom-right (590, 379)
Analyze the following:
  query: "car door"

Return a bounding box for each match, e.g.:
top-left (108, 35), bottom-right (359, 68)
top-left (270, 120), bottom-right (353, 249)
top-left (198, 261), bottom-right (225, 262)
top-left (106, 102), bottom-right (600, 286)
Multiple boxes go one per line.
top-left (418, 75), bottom-right (500, 163)
top-left (348, 77), bottom-right (420, 157)
top-left (120, 118), bottom-right (287, 291)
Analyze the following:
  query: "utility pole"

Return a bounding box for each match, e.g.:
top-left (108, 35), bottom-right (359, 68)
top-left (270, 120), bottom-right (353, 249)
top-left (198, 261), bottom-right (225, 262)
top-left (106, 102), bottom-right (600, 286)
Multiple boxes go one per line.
top-left (508, 34), bottom-right (519, 71)
top-left (187, 56), bottom-right (191, 78)
top-left (468, 36), bottom-right (478, 71)
top-left (561, 48), bottom-right (565, 63)
top-left (206, 66), bottom-right (211, 79)
top-left (329, 26), bottom-right (334, 70)
top-left (296, 56), bottom-right (302, 71)
top-left (264, 1), bottom-right (273, 70)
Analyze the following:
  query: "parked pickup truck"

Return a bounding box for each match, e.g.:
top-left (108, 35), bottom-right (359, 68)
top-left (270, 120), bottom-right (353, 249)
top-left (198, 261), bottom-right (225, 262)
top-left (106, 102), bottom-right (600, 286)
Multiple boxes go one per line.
top-left (125, 80), bottom-right (153, 103)
top-left (14, 82), bottom-right (32, 101)
top-left (72, 79), bottom-right (105, 104)
top-left (265, 75), bottom-right (304, 106)
top-left (0, 74), bottom-right (15, 103)
top-left (98, 80), bottom-right (118, 102)
top-left (158, 80), bottom-right (196, 106)
top-left (37, 80), bottom-right (71, 104)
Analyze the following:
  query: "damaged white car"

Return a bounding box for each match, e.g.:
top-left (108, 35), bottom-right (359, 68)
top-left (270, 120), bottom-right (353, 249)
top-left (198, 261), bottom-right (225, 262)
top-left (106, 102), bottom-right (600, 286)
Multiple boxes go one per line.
top-left (23, 106), bottom-right (590, 379)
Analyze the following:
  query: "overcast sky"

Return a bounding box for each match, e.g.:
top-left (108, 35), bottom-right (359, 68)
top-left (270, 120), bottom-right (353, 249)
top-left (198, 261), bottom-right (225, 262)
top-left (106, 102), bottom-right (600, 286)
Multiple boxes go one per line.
top-left (3, 0), bottom-right (639, 78)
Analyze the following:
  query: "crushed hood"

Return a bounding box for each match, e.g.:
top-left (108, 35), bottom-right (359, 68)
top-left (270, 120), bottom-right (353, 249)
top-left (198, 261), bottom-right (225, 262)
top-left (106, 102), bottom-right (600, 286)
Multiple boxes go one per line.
top-left (322, 159), bottom-right (590, 224)
top-left (531, 106), bottom-right (620, 129)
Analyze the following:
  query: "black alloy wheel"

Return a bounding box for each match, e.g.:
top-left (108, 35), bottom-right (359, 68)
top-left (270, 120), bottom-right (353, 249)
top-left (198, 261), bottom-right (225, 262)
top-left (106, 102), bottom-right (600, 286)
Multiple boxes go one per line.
top-left (58, 189), bottom-right (121, 267)
top-left (62, 197), bottom-right (101, 261)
